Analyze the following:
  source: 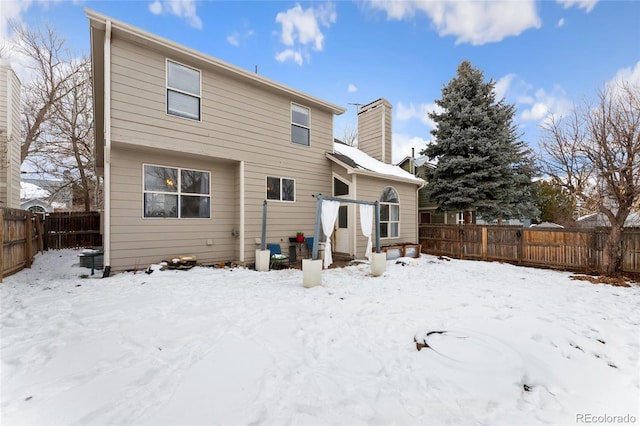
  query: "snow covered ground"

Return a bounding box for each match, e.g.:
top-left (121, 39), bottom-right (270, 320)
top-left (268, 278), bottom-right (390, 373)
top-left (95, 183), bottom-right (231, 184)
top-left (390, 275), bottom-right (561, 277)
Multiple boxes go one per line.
top-left (1, 249), bottom-right (639, 426)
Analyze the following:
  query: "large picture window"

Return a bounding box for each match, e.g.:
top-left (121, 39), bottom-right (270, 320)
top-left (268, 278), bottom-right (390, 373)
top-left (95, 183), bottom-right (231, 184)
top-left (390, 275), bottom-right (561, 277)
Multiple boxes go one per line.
top-left (167, 60), bottom-right (201, 120)
top-left (144, 165), bottom-right (210, 218)
top-left (380, 186), bottom-right (399, 238)
top-left (266, 176), bottom-right (295, 202)
top-left (291, 103), bottom-right (310, 146)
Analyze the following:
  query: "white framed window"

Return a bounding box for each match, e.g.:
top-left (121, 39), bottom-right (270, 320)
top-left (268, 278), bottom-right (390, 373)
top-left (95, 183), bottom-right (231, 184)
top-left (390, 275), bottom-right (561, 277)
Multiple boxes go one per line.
top-left (457, 212), bottom-right (465, 224)
top-left (143, 164), bottom-right (210, 218)
top-left (166, 60), bottom-right (201, 121)
top-left (266, 176), bottom-right (295, 202)
top-left (380, 186), bottom-right (399, 238)
top-left (291, 103), bottom-right (310, 146)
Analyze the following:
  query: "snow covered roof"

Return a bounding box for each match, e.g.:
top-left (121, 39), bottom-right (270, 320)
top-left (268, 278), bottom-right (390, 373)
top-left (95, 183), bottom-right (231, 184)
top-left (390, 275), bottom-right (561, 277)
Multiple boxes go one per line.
top-left (530, 222), bottom-right (564, 229)
top-left (328, 143), bottom-right (425, 185)
top-left (20, 182), bottom-right (50, 200)
top-left (576, 212), bottom-right (640, 227)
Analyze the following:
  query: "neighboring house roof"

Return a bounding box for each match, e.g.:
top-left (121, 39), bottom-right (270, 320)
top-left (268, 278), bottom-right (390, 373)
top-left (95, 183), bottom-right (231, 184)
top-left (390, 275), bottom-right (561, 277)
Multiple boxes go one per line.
top-left (20, 181), bottom-right (50, 200)
top-left (530, 222), bottom-right (564, 228)
top-left (397, 155), bottom-right (436, 169)
top-left (327, 142), bottom-right (425, 186)
top-left (87, 9), bottom-right (347, 173)
top-left (576, 212), bottom-right (640, 227)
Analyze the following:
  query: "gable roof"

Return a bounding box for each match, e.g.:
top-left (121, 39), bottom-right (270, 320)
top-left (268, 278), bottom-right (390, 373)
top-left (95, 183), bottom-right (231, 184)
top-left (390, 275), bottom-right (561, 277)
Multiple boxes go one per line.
top-left (576, 211), bottom-right (640, 227)
top-left (327, 141), bottom-right (425, 186)
top-left (396, 155), bottom-right (436, 169)
top-left (86, 9), bottom-right (346, 172)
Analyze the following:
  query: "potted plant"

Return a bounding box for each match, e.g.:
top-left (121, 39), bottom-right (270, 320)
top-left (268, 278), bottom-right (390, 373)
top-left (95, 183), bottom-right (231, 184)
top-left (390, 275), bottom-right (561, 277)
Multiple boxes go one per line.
top-left (296, 231), bottom-right (305, 243)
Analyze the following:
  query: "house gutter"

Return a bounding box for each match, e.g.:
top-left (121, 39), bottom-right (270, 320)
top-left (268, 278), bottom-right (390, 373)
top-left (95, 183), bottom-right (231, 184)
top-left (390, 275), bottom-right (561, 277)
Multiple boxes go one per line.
top-left (239, 160), bottom-right (245, 263)
top-left (103, 20), bottom-right (112, 275)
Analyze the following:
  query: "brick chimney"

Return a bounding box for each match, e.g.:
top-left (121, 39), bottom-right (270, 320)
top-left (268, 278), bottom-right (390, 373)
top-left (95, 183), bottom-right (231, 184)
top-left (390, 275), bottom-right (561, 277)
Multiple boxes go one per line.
top-left (357, 98), bottom-right (392, 164)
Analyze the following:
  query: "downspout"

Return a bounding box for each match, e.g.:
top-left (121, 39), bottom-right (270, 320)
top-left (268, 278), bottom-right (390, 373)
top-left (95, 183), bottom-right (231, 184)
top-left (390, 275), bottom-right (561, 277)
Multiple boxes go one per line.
top-left (239, 160), bottom-right (245, 263)
top-left (103, 20), bottom-right (112, 276)
top-left (381, 103), bottom-right (386, 163)
top-left (352, 174), bottom-right (357, 257)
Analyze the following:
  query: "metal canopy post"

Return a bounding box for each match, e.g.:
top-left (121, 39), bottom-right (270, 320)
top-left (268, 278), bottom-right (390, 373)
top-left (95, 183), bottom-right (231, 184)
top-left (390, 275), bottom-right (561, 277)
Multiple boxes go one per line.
top-left (260, 200), bottom-right (267, 251)
top-left (311, 194), bottom-right (382, 260)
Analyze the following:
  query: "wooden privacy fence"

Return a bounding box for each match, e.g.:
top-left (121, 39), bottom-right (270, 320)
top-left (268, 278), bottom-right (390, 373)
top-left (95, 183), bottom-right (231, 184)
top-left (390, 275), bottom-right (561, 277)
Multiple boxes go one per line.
top-left (45, 212), bottom-right (102, 250)
top-left (419, 224), bottom-right (640, 275)
top-left (1, 208), bottom-right (44, 282)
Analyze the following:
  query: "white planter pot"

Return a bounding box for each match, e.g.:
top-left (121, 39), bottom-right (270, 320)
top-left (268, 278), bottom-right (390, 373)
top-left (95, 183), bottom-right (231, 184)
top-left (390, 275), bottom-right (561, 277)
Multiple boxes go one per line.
top-left (303, 258), bottom-right (323, 288)
top-left (255, 249), bottom-right (271, 272)
top-left (371, 252), bottom-right (387, 277)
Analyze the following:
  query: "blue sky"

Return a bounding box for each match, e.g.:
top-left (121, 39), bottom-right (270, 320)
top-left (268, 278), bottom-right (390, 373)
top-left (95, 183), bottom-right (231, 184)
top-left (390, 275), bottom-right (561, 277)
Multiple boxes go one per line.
top-left (1, 0), bottom-right (639, 163)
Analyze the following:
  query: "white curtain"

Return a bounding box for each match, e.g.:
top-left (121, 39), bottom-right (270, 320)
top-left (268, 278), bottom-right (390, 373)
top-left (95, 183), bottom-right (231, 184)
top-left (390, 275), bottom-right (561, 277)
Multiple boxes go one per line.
top-left (321, 200), bottom-right (341, 269)
top-left (360, 204), bottom-right (373, 262)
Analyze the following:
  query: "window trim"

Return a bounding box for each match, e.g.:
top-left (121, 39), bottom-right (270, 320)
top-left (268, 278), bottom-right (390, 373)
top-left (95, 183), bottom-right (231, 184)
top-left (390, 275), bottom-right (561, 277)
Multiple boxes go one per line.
top-left (380, 186), bottom-right (400, 239)
top-left (291, 102), bottom-right (310, 146)
top-left (166, 59), bottom-right (202, 121)
top-left (142, 163), bottom-right (211, 219)
top-left (266, 176), bottom-right (296, 203)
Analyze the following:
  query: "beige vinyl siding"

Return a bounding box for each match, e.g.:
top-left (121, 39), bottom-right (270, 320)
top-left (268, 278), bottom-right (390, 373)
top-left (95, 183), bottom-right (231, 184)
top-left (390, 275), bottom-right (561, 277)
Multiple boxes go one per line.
top-left (108, 146), bottom-right (237, 271)
top-left (357, 99), bottom-right (392, 164)
top-left (242, 162), bottom-right (331, 260)
top-left (0, 65), bottom-right (21, 209)
top-left (353, 176), bottom-right (418, 257)
top-left (109, 38), bottom-right (334, 162)
top-left (0, 64), bottom-right (7, 205)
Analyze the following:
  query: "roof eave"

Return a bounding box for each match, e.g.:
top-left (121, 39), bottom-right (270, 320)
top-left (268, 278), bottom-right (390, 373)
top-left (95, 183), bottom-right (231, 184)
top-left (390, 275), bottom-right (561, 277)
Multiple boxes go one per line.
top-left (326, 153), bottom-right (425, 186)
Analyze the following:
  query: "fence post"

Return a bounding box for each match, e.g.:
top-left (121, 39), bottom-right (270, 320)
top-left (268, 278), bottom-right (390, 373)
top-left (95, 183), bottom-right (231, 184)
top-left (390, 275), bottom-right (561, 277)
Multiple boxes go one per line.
top-left (482, 227), bottom-right (487, 260)
top-left (36, 215), bottom-right (44, 253)
top-left (25, 212), bottom-right (33, 268)
top-left (0, 209), bottom-right (4, 283)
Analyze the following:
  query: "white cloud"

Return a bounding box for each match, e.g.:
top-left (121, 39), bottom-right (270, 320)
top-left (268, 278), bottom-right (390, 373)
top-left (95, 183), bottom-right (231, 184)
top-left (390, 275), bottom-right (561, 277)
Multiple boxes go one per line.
top-left (275, 49), bottom-right (303, 66)
top-left (347, 83), bottom-right (357, 93)
top-left (227, 34), bottom-right (239, 47)
top-left (494, 73), bottom-right (515, 101)
top-left (557, 18), bottom-right (565, 27)
top-left (0, 0), bottom-right (32, 42)
top-left (556, 0), bottom-right (598, 13)
top-left (274, 2), bottom-right (336, 65)
top-left (609, 61), bottom-right (640, 87)
top-left (226, 29), bottom-right (254, 47)
top-left (519, 85), bottom-right (572, 125)
top-left (392, 133), bottom-right (432, 164)
top-left (396, 101), bottom-right (442, 130)
top-left (147, 0), bottom-right (202, 29)
top-left (366, 0), bottom-right (541, 45)
top-left (148, 0), bottom-right (162, 15)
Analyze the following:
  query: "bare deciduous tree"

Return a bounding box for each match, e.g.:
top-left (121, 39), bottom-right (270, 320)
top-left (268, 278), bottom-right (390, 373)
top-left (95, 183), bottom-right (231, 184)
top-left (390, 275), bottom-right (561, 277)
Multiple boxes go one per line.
top-left (340, 122), bottom-right (357, 147)
top-left (539, 82), bottom-right (640, 275)
top-left (48, 58), bottom-right (97, 212)
top-left (8, 23), bottom-right (85, 163)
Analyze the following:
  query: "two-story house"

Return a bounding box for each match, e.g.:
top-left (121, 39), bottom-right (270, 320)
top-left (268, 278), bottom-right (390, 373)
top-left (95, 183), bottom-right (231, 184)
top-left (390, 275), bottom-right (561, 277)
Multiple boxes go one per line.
top-left (87, 10), bottom-right (423, 273)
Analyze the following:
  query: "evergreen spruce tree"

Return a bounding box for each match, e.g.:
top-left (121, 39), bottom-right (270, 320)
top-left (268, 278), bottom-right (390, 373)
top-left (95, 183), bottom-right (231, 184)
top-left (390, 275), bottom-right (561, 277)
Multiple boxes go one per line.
top-left (422, 61), bottom-right (537, 222)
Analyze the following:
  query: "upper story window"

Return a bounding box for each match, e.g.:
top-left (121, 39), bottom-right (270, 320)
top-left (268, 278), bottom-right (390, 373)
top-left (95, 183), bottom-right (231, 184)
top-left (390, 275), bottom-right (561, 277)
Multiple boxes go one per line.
top-left (266, 176), bottom-right (295, 202)
top-left (291, 103), bottom-right (310, 146)
top-left (143, 164), bottom-right (210, 218)
top-left (167, 60), bottom-right (201, 121)
top-left (380, 186), bottom-right (399, 238)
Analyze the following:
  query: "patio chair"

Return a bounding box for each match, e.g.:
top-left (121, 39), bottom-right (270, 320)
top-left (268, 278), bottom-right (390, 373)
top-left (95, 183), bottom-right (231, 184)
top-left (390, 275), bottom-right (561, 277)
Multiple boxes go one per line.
top-left (267, 243), bottom-right (289, 269)
top-left (305, 237), bottom-right (314, 258)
